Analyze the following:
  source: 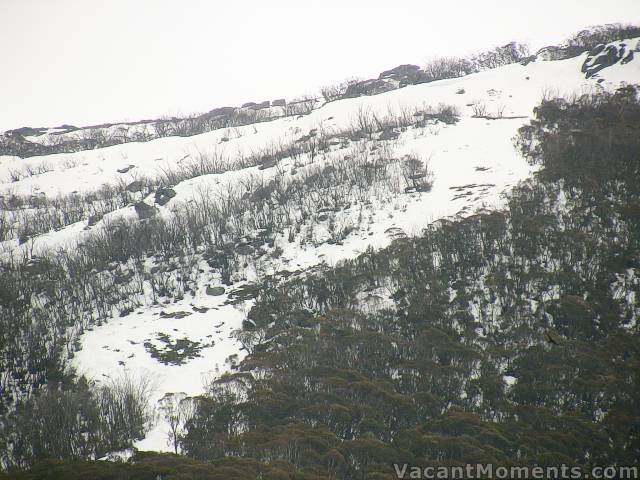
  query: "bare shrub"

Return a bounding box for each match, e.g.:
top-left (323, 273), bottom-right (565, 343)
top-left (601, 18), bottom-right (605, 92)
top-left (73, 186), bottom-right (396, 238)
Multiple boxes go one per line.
top-left (158, 392), bottom-right (196, 454)
top-left (423, 56), bottom-right (471, 82)
top-left (285, 96), bottom-right (317, 116)
top-left (321, 78), bottom-right (362, 103)
top-left (471, 100), bottom-right (487, 117)
top-left (401, 154), bottom-right (434, 192)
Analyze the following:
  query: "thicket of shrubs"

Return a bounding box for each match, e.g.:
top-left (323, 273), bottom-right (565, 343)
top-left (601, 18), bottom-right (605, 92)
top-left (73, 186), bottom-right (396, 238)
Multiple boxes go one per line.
top-left (0, 103), bottom-right (455, 246)
top-left (185, 88), bottom-right (640, 472)
top-left (0, 103), bottom-right (453, 469)
top-left (1, 374), bottom-right (154, 469)
top-left (180, 87), bottom-right (640, 476)
top-left (9, 85), bottom-right (639, 480)
top-left (563, 23), bottom-right (640, 51)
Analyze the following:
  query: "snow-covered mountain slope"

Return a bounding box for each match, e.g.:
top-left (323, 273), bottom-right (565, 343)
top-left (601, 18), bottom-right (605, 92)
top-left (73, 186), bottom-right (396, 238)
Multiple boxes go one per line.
top-left (2, 38), bottom-right (639, 452)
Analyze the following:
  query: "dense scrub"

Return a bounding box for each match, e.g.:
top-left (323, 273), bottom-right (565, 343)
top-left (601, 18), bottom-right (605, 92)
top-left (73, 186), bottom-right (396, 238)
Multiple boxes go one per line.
top-left (563, 23), bottom-right (640, 51)
top-left (0, 374), bottom-right (154, 470)
top-left (171, 86), bottom-right (640, 477)
top-left (0, 105), bottom-right (448, 468)
top-left (5, 86), bottom-right (640, 476)
top-left (0, 452), bottom-right (288, 480)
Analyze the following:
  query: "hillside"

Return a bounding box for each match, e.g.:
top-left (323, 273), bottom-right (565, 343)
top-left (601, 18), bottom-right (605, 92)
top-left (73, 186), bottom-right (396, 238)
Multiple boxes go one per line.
top-left (1, 26), bottom-right (640, 477)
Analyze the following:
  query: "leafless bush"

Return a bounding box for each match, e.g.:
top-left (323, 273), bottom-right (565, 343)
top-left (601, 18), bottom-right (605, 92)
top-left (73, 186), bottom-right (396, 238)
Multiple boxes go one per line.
top-left (350, 106), bottom-right (379, 140)
top-left (432, 103), bottom-right (461, 124)
top-left (321, 77), bottom-right (362, 103)
top-left (471, 100), bottom-right (487, 117)
top-left (285, 96), bottom-right (317, 116)
top-left (471, 42), bottom-right (530, 70)
top-left (401, 153), bottom-right (434, 192)
top-left (158, 392), bottom-right (196, 454)
top-left (424, 56), bottom-right (471, 82)
top-left (96, 371), bottom-right (156, 447)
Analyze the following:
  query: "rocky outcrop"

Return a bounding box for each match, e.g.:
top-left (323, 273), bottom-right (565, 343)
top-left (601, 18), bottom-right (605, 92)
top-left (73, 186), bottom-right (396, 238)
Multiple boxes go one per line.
top-left (117, 165), bottom-right (136, 174)
top-left (125, 180), bottom-right (145, 193)
top-left (582, 40), bottom-right (638, 78)
top-left (134, 201), bottom-right (156, 220)
top-left (154, 187), bottom-right (177, 206)
top-left (535, 45), bottom-right (584, 61)
top-left (378, 64), bottom-right (428, 86)
top-left (206, 286), bottom-right (226, 296)
top-left (344, 79), bottom-right (397, 98)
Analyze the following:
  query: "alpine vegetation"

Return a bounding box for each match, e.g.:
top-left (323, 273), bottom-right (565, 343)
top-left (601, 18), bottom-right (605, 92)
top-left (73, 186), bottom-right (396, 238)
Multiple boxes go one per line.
top-left (0, 18), bottom-right (640, 479)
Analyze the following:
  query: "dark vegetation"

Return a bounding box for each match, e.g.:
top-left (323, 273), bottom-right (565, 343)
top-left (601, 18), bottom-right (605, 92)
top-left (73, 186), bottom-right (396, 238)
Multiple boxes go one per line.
top-left (5, 85), bottom-right (640, 478)
top-left (0, 104), bottom-right (448, 469)
top-left (563, 23), bottom-right (640, 51)
top-left (170, 87), bottom-right (640, 477)
top-left (0, 103), bottom-right (450, 244)
top-left (1, 374), bottom-right (154, 470)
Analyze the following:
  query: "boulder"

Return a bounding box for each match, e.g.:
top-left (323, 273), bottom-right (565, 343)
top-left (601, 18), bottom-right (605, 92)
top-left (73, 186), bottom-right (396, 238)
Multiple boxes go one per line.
top-left (87, 212), bottom-right (103, 226)
top-left (258, 157), bottom-right (277, 170)
top-left (535, 45), bottom-right (583, 61)
top-left (235, 244), bottom-right (254, 255)
top-left (154, 187), bottom-right (177, 206)
top-left (378, 127), bottom-right (400, 141)
top-left (581, 42), bottom-right (634, 78)
top-left (117, 165), bottom-right (135, 174)
top-left (378, 64), bottom-right (428, 86)
top-left (134, 201), bottom-right (156, 220)
top-left (206, 286), bottom-right (226, 296)
top-left (344, 79), bottom-right (397, 98)
top-left (125, 180), bottom-right (145, 193)
top-left (159, 310), bottom-right (192, 319)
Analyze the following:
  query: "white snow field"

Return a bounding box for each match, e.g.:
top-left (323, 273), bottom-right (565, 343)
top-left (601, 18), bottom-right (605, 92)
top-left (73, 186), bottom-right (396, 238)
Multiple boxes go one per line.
top-left (2, 40), bottom-right (639, 452)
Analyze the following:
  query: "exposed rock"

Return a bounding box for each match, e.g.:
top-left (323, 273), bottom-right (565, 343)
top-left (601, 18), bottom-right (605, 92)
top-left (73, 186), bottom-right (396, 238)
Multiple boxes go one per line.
top-left (114, 270), bottom-right (134, 285)
top-left (8, 126), bottom-right (47, 136)
top-left (344, 79), bottom-right (397, 98)
top-left (272, 98), bottom-right (286, 107)
top-left (378, 64), bottom-right (428, 86)
top-left (535, 45), bottom-right (584, 61)
top-left (87, 213), bottom-right (103, 226)
top-left (235, 244), bottom-right (254, 255)
top-left (206, 286), bottom-right (226, 296)
top-left (125, 180), bottom-right (145, 193)
top-left (117, 165), bottom-right (135, 174)
top-left (154, 187), bottom-right (177, 206)
top-left (202, 106), bottom-right (236, 118)
top-left (378, 127), bottom-right (400, 141)
top-left (192, 306), bottom-right (210, 313)
top-left (581, 41), bottom-right (638, 78)
top-left (258, 157), bottom-right (277, 170)
top-left (24, 258), bottom-right (49, 274)
top-left (134, 201), bottom-right (156, 219)
top-left (159, 310), bottom-right (192, 319)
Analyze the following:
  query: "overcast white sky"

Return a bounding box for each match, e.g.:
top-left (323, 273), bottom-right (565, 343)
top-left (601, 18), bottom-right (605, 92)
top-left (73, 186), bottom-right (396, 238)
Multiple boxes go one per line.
top-left (1, 0), bottom-right (640, 132)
